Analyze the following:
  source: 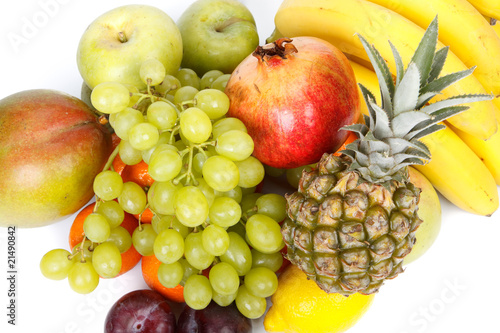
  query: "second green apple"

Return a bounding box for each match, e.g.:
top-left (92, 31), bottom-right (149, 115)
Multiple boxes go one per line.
top-left (177, 0), bottom-right (260, 77)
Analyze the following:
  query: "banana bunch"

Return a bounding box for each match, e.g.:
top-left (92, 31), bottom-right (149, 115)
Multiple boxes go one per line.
top-left (467, 0), bottom-right (500, 20)
top-left (273, 0), bottom-right (500, 216)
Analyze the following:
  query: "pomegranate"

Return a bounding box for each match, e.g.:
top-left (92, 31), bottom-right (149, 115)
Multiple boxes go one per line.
top-left (225, 37), bottom-right (360, 169)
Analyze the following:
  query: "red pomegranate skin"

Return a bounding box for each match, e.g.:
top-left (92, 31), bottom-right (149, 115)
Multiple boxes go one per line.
top-left (225, 37), bottom-right (360, 169)
top-left (0, 89), bottom-right (112, 227)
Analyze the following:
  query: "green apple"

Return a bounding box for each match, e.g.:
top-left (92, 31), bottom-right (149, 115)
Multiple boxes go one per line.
top-left (177, 0), bottom-right (259, 77)
top-left (404, 167), bottom-right (442, 264)
top-left (77, 4), bottom-right (183, 90)
top-left (0, 89), bottom-right (112, 228)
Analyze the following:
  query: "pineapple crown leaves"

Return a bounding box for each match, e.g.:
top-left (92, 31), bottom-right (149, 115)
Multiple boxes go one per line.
top-left (340, 15), bottom-right (493, 185)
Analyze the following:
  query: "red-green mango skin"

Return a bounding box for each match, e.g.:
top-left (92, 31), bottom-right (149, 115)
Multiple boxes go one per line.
top-left (225, 36), bottom-right (360, 169)
top-left (0, 89), bottom-right (112, 228)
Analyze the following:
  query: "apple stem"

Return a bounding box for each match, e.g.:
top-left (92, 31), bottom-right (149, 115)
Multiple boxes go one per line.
top-left (117, 31), bottom-right (128, 43)
top-left (253, 37), bottom-right (298, 63)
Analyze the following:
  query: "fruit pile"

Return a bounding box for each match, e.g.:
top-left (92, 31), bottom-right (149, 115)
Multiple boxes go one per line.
top-left (1, 0), bottom-right (500, 332)
top-left (40, 59), bottom-right (291, 318)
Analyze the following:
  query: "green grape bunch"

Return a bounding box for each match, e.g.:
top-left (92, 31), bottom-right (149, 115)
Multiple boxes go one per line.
top-left (40, 59), bottom-right (290, 319)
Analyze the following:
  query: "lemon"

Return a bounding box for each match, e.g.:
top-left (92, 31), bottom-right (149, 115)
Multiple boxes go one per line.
top-left (264, 264), bottom-right (374, 333)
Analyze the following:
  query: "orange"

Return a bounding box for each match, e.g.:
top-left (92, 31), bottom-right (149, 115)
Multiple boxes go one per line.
top-left (69, 202), bottom-right (142, 276)
top-left (121, 160), bottom-right (155, 188)
top-left (141, 254), bottom-right (185, 303)
top-left (112, 153), bottom-right (126, 175)
top-left (133, 207), bottom-right (154, 224)
top-left (334, 131), bottom-right (357, 156)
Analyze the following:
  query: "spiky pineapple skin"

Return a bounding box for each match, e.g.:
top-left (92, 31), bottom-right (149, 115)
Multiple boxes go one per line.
top-left (282, 153), bottom-right (422, 296)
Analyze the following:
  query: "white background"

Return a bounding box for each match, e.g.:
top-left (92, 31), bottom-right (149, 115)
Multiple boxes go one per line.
top-left (0, 0), bottom-right (499, 332)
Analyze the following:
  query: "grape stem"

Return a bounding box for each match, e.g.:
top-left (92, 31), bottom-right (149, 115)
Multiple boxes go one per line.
top-left (102, 145), bottom-right (120, 172)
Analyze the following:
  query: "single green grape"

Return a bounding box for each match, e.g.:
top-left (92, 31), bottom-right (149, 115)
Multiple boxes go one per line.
top-left (106, 226), bottom-right (132, 253)
top-left (256, 193), bottom-right (287, 222)
top-left (124, 83), bottom-right (140, 107)
top-left (40, 249), bottom-right (75, 280)
top-left (264, 164), bottom-right (285, 177)
top-left (141, 132), bottom-right (172, 164)
top-left (83, 213), bottom-right (111, 243)
top-left (174, 186), bottom-right (209, 228)
top-left (112, 107), bottom-right (144, 141)
top-left (71, 240), bottom-right (94, 263)
top-left (200, 70), bottom-right (224, 89)
top-left (235, 285), bottom-right (267, 319)
top-left (194, 88), bottom-right (230, 119)
top-left (184, 232), bottom-right (214, 270)
top-left (67, 261), bottom-right (100, 294)
top-left (212, 289), bottom-right (237, 307)
top-left (148, 180), bottom-right (183, 216)
top-left (179, 258), bottom-right (198, 286)
top-left (251, 249), bottom-right (284, 272)
top-left (153, 228), bottom-right (184, 264)
top-left (202, 155), bottom-right (239, 192)
top-left (147, 101), bottom-right (178, 130)
top-left (91, 82), bottom-right (130, 114)
top-left (148, 149), bottom-right (182, 182)
top-left (132, 224), bottom-right (157, 256)
top-left (201, 224), bottom-right (230, 256)
top-left (155, 74), bottom-right (181, 95)
top-left (240, 193), bottom-right (263, 217)
top-left (152, 215), bottom-right (190, 238)
top-left (95, 200), bottom-right (124, 229)
top-left (128, 122), bottom-right (160, 151)
top-left (92, 241), bottom-right (122, 279)
top-left (226, 222), bottom-right (246, 241)
top-left (157, 261), bottom-right (183, 288)
top-left (179, 107), bottom-right (212, 143)
top-left (192, 151), bottom-right (210, 174)
top-left (183, 274), bottom-right (212, 310)
top-left (214, 186), bottom-right (243, 204)
top-left (149, 143), bottom-right (179, 162)
top-left (194, 177), bottom-right (216, 208)
top-left (209, 262), bottom-right (240, 296)
top-left (220, 232), bottom-right (252, 276)
top-left (244, 266), bottom-right (278, 298)
top-left (234, 156), bottom-right (265, 188)
top-left (212, 117), bottom-right (247, 139)
top-left (210, 74), bottom-right (231, 92)
top-left (209, 196), bottom-right (242, 228)
top-left (245, 214), bottom-right (284, 254)
top-left (118, 139), bottom-right (143, 165)
top-left (175, 68), bottom-right (201, 90)
top-left (118, 182), bottom-right (147, 215)
top-left (93, 170), bottom-right (123, 201)
top-left (215, 130), bottom-right (254, 161)
top-left (140, 58), bottom-right (166, 86)
top-left (174, 86), bottom-right (199, 106)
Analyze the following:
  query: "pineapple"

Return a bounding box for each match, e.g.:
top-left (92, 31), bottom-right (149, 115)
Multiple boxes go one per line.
top-left (281, 17), bottom-right (492, 296)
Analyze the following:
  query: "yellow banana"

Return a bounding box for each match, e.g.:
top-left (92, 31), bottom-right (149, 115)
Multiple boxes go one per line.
top-left (364, 0), bottom-right (500, 120)
top-left (275, 0), bottom-right (498, 140)
top-left (468, 0), bottom-right (500, 20)
top-left (448, 121), bottom-right (500, 185)
top-left (348, 59), bottom-right (499, 216)
top-left (490, 17), bottom-right (500, 36)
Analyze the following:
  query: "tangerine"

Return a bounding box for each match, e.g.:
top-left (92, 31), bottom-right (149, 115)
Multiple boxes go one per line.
top-left (141, 254), bottom-right (185, 303)
top-left (334, 131), bottom-right (357, 156)
top-left (121, 160), bottom-right (154, 188)
top-left (133, 207), bottom-right (154, 224)
top-left (69, 202), bottom-right (142, 276)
